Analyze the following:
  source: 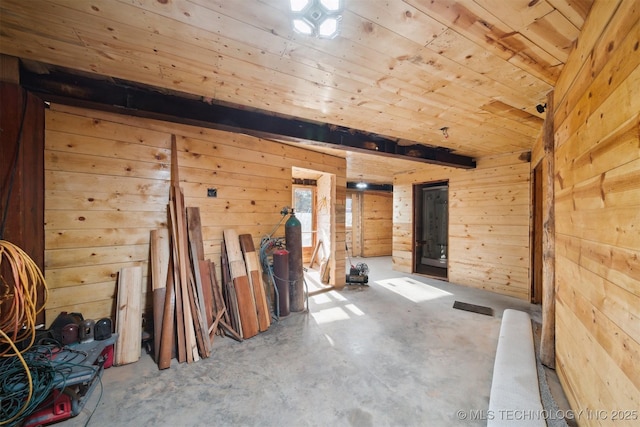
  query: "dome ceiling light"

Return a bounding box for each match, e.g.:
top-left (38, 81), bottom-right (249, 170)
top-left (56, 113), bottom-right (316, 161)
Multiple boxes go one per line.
top-left (290, 0), bottom-right (343, 39)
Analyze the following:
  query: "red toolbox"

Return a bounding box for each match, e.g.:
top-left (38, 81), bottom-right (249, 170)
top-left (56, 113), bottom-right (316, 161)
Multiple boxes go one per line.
top-left (23, 389), bottom-right (72, 427)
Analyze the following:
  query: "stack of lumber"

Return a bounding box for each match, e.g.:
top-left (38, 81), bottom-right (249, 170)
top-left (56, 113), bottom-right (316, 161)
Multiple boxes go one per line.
top-left (151, 136), bottom-right (273, 369)
top-left (151, 136), bottom-right (237, 369)
top-left (220, 230), bottom-right (271, 339)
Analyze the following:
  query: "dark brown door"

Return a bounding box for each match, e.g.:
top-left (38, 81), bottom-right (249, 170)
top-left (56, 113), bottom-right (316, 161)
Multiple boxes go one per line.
top-left (531, 164), bottom-right (543, 303)
top-left (414, 181), bottom-right (448, 279)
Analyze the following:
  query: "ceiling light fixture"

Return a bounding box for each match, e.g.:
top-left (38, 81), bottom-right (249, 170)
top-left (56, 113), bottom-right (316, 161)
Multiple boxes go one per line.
top-left (536, 103), bottom-right (547, 113)
top-left (290, 0), bottom-right (343, 39)
top-left (355, 181), bottom-right (368, 189)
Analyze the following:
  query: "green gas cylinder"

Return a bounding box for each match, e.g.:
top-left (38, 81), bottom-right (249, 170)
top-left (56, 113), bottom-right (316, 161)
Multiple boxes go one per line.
top-left (285, 209), bottom-right (304, 312)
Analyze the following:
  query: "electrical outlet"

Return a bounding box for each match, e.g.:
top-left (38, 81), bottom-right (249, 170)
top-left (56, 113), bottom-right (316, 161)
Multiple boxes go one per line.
top-left (207, 188), bottom-right (217, 198)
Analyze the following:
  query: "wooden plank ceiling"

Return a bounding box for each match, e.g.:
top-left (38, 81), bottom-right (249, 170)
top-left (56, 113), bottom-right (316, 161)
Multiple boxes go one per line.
top-left (0, 0), bottom-right (593, 183)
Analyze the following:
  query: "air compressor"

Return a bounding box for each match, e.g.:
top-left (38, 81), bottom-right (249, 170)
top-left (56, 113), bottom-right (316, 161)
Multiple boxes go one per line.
top-left (345, 243), bottom-right (369, 285)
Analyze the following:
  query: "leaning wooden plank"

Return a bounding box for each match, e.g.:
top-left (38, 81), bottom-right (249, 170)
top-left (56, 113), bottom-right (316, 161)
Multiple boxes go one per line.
top-left (150, 228), bottom-right (169, 364)
top-left (198, 261), bottom-right (215, 329)
top-left (169, 199), bottom-right (186, 363)
top-left (184, 235), bottom-right (209, 358)
top-left (221, 241), bottom-right (242, 337)
top-left (209, 260), bottom-right (230, 327)
top-left (186, 207), bottom-right (212, 354)
top-left (158, 260), bottom-right (176, 370)
top-left (171, 134), bottom-right (180, 184)
top-left (185, 268), bottom-right (209, 359)
top-left (187, 259), bottom-right (210, 359)
top-left (320, 258), bottom-right (330, 284)
top-left (308, 239), bottom-right (323, 269)
top-left (239, 234), bottom-right (271, 332)
top-left (176, 191), bottom-right (198, 363)
top-left (209, 309), bottom-right (225, 343)
top-left (229, 277), bottom-right (243, 337)
top-left (115, 265), bottom-right (143, 366)
top-left (219, 319), bottom-right (243, 342)
top-left (223, 229), bottom-right (259, 339)
top-left (186, 206), bottom-right (206, 261)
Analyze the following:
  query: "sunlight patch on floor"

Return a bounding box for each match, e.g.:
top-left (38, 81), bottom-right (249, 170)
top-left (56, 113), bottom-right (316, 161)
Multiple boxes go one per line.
top-left (311, 306), bottom-right (351, 324)
top-left (375, 277), bottom-right (452, 303)
top-left (310, 290), bottom-right (366, 325)
top-left (311, 293), bottom-right (333, 305)
top-left (344, 303), bottom-right (364, 316)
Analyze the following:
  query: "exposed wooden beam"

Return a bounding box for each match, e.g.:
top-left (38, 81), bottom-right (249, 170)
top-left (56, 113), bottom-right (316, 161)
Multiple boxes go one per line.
top-left (540, 91), bottom-right (555, 369)
top-left (19, 65), bottom-right (476, 169)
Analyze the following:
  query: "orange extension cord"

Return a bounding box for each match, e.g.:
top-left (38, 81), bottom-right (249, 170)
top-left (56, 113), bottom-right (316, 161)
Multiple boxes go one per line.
top-left (0, 240), bottom-right (49, 425)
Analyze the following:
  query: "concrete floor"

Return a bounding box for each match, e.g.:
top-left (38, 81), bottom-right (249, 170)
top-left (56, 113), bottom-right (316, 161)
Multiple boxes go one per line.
top-left (65, 257), bottom-right (560, 426)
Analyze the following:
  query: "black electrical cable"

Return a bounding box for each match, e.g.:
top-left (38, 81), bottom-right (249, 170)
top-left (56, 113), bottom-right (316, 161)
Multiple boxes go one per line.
top-left (0, 89), bottom-right (29, 240)
top-left (83, 374), bottom-right (103, 427)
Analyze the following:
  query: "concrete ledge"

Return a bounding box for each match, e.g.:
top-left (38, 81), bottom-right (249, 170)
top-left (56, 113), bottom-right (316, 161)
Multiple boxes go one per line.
top-left (488, 309), bottom-right (545, 426)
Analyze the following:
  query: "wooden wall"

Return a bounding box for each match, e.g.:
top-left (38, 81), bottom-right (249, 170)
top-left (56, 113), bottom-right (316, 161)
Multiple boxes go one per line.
top-left (345, 190), bottom-right (393, 258)
top-left (361, 191), bottom-right (393, 257)
top-left (316, 172), bottom-right (347, 286)
top-left (0, 80), bottom-right (45, 324)
top-left (346, 191), bottom-right (362, 257)
top-left (393, 152), bottom-right (532, 300)
top-left (43, 104), bottom-right (346, 324)
top-left (552, 0), bottom-right (640, 421)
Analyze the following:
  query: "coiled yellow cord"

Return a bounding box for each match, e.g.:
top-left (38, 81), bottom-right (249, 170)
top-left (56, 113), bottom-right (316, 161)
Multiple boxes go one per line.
top-left (0, 240), bottom-right (49, 425)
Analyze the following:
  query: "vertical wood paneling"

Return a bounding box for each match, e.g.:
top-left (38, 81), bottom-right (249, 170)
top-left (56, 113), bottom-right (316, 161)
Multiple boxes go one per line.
top-left (394, 153), bottom-right (531, 299)
top-left (552, 0), bottom-right (640, 420)
top-left (44, 105), bottom-right (345, 323)
top-left (392, 184), bottom-right (414, 272)
top-left (361, 192), bottom-right (393, 257)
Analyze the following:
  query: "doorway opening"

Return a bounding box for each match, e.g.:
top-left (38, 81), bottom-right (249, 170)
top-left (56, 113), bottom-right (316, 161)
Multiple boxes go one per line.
top-left (292, 184), bottom-right (316, 260)
top-left (414, 181), bottom-right (449, 279)
top-left (292, 167), bottom-right (335, 272)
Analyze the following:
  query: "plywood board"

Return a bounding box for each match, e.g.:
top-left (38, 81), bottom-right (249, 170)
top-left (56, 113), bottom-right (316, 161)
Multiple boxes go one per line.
top-left (115, 265), bottom-right (143, 366)
top-left (239, 234), bottom-right (271, 332)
